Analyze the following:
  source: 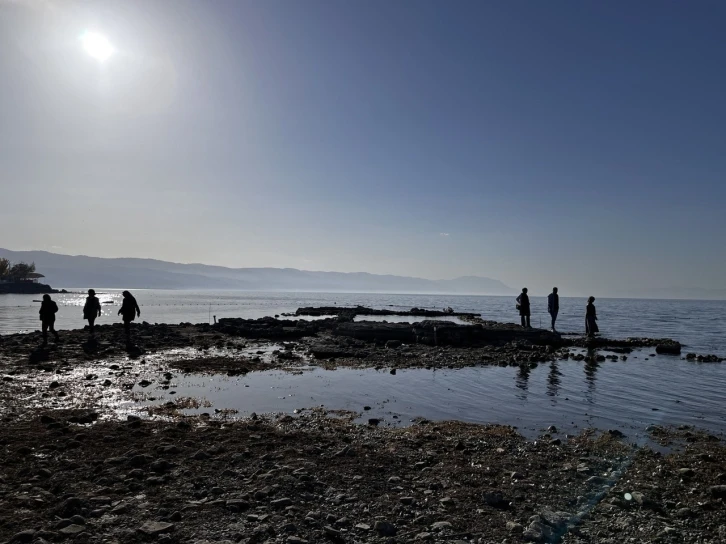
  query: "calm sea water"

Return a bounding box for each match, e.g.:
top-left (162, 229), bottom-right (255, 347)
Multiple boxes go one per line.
top-left (1, 290), bottom-right (724, 354)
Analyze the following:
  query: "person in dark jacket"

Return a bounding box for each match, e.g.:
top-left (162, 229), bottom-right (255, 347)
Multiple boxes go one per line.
top-left (516, 287), bottom-right (531, 328)
top-left (118, 290), bottom-right (141, 341)
top-left (83, 289), bottom-right (102, 335)
top-left (586, 296), bottom-right (599, 337)
top-left (547, 287), bottom-right (559, 332)
top-left (39, 294), bottom-right (60, 345)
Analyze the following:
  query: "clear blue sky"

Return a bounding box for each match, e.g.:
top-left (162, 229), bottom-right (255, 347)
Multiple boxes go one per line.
top-left (1, 0), bottom-right (725, 296)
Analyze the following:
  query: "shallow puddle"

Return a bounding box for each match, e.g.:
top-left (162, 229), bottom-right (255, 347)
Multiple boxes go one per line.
top-left (124, 348), bottom-right (726, 443)
top-left (4, 346), bottom-right (726, 445)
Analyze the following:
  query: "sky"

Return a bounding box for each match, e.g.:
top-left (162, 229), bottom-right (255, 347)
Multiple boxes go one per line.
top-left (1, 0), bottom-right (725, 297)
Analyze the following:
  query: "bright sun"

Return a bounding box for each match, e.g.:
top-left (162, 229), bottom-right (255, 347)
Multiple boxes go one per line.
top-left (81, 31), bottom-right (114, 62)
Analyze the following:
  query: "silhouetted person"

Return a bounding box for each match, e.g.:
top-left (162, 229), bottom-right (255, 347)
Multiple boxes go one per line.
top-left (516, 287), bottom-right (531, 328)
top-left (586, 296), bottom-right (599, 337)
top-left (83, 289), bottom-right (102, 335)
top-left (39, 294), bottom-right (59, 345)
top-left (548, 287), bottom-right (559, 332)
top-left (118, 290), bottom-right (141, 342)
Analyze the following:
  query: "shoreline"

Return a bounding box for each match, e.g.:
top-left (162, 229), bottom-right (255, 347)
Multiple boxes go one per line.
top-left (0, 409), bottom-right (724, 543)
top-left (1, 310), bottom-right (725, 542)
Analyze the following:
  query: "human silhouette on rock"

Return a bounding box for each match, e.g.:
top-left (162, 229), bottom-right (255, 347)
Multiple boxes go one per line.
top-left (83, 289), bottom-right (102, 336)
top-left (548, 287), bottom-right (559, 332)
top-left (118, 290), bottom-right (141, 343)
top-left (516, 288), bottom-right (531, 328)
top-left (39, 294), bottom-right (59, 345)
top-left (586, 296), bottom-right (599, 337)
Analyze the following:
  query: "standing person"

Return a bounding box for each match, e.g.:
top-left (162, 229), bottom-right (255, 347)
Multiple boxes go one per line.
top-left (548, 287), bottom-right (560, 332)
top-left (586, 296), bottom-right (599, 337)
top-left (39, 294), bottom-right (60, 345)
top-left (83, 289), bottom-right (102, 335)
top-left (516, 287), bottom-right (531, 328)
top-left (118, 290), bottom-right (141, 343)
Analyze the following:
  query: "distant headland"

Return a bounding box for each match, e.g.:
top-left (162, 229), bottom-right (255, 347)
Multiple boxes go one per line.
top-left (0, 258), bottom-right (64, 295)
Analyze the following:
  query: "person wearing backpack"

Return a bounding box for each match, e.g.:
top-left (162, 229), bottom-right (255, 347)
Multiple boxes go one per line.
top-left (118, 290), bottom-right (141, 343)
top-left (39, 294), bottom-right (60, 345)
top-left (516, 287), bottom-right (531, 328)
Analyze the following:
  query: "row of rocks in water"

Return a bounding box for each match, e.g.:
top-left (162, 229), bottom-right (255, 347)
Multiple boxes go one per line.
top-left (293, 305), bottom-right (480, 318)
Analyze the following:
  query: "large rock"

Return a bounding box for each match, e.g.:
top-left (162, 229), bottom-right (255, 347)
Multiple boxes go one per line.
top-left (138, 521), bottom-right (175, 536)
top-left (655, 341), bottom-right (682, 355)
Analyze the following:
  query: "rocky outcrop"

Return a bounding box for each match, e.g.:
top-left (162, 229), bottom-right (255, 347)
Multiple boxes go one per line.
top-left (333, 320), bottom-right (565, 347)
top-left (0, 282), bottom-right (61, 294)
top-left (215, 317), bottom-right (320, 340)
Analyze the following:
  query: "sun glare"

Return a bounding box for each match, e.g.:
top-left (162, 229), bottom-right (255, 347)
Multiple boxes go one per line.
top-left (81, 31), bottom-right (114, 62)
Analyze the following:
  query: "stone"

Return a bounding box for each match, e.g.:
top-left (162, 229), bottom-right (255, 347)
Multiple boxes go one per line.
top-left (483, 491), bottom-right (509, 509)
top-left (400, 496), bottom-right (414, 505)
top-left (138, 521), bottom-right (175, 536)
top-left (59, 525), bottom-right (86, 536)
top-left (506, 521), bottom-right (524, 532)
top-left (11, 530), bottom-right (35, 543)
top-left (656, 342), bottom-right (682, 355)
top-left (439, 497), bottom-right (456, 508)
top-left (374, 521), bottom-right (397, 536)
top-left (679, 468), bottom-right (695, 478)
top-left (416, 533), bottom-right (433, 541)
top-left (675, 507), bottom-right (694, 518)
top-left (69, 515), bottom-right (86, 525)
top-left (323, 526), bottom-right (341, 538)
top-left (271, 497), bottom-right (293, 508)
top-left (150, 459), bottom-right (173, 473)
top-left (523, 520), bottom-right (553, 542)
top-left (226, 499), bottom-right (251, 512)
top-left (710, 485), bottom-right (726, 499)
top-left (432, 521), bottom-right (453, 531)
top-left (354, 523), bottom-right (371, 531)
top-left (111, 503), bottom-right (129, 514)
top-left (287, 538), bottom-right (308, 544)
top-left (128, 454), bottom-right (151, 467)
top-left (193, 450), bottom-right (211, 460)
top-left (386, 340), bottom-right (402, 349)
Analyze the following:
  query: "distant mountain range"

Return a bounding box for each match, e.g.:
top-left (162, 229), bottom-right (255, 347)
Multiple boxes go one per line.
top-left (0, 249), bottom-right (515, 294)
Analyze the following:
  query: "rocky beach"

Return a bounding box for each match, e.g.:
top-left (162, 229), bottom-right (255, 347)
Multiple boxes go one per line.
top-left (1, 307), bottom-right (725, 543)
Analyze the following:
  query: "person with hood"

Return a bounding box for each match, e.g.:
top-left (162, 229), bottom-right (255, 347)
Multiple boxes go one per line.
top-left (39, 294), bottom-right (59, 345)
top-left (548, 287), bottom-right (560, 332)
top-left (516, 287), bottom-right (531, 328)
top-left (83, 289), bottom-right (102, 335)
top-left (586, 296), bottom-right (599, 337)
top-left (118, 290), bottom-right (141, 341)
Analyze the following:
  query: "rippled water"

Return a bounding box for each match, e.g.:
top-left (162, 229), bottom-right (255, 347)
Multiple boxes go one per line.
top-left (1, 290), bottom-right (725, 354)
top-left (126, 348), bottom-right (726, 441)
